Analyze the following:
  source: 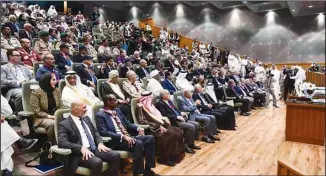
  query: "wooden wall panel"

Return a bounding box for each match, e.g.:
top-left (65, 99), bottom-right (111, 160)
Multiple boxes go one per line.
top-left (305, 71), bottom-right (325, 87)
top-left (285, 103), bottom-right (325, 146)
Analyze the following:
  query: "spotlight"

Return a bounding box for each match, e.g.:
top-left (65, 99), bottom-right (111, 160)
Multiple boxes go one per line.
top-left (292, 9), bottom-right (295, 12)
top-left (309, 5), bottom-right (313, 8)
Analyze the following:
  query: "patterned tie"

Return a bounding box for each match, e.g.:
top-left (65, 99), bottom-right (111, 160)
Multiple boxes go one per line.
top-left (168, 101), bottom-right (180, 116)
top-left (112, 111), bottom-right (130, 136)
top-left (80, 119), bottom-right (96, 150)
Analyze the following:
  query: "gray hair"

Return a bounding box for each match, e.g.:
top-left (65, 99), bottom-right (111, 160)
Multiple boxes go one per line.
top-left (228, 79), bottom-right (235, 84)
top-left (159, 89), bottom-right (169, 98)
top-left (126, 70), bottom-right (136, 79)
top-left (42, 53), bottom-right (54, 62)
top-left (194, 84), bottom-right (202, 92)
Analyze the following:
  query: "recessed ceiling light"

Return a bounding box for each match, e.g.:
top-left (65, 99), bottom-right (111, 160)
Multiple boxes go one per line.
top-left (292, 9), bottom-right (295, 12)
top-left (309, 5), bottom-right (313, 8)
top-left (243, 1), bottom-right (247, 4)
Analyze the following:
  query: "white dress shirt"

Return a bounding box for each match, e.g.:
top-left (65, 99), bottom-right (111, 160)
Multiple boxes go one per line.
top-left (71, 115), bottom-right (94, 148)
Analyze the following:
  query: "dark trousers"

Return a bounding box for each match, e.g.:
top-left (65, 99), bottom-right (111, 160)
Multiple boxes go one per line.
top-left (212, 106), bottom-right (236, 130)
top-left (234, 98), bottom-right (250, 113)
top-left (78, 149), bottom-right (120, 176)
top-left (176, 121), bottom-right (199, 145)
top-left (202, 110), bottom-right (222, 129)
top-left (111, 135), bottom-right (156, 175)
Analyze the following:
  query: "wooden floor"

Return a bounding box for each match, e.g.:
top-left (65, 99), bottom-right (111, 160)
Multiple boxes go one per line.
top-left (153, 101), bottom-right (325, 175)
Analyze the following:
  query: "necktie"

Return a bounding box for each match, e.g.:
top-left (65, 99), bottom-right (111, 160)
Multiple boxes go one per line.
top-left (112, 111), bottom-right (130, 136)
top-left (168, 101), bottom-right (180, 116)
top-left (80, 118), bottom-right (96, 150)
top-left (132, 83), bottom-right (139, 92)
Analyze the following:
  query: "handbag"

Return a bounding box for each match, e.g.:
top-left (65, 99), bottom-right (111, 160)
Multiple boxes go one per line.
top-left (25, 141), bottom-right (60, 167)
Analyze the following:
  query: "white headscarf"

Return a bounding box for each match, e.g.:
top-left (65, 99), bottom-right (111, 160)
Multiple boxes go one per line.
top-left (176, 71), bottom-right (194, 91)
top-left (47, 5), bottom-right (57, 17)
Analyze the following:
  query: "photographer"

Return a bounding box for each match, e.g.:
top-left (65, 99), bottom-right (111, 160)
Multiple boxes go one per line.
top-left (264, 71), bottom-right (278, 108)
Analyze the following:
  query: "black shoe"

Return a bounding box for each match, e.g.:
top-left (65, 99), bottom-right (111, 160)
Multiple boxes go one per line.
top-left (202, 137), bottom-right (215, 143)
top-left (16, 138), bottom-right (38, 151)
top-left (209, 135), bottom-right (220, 141)
top-left (144, 169), bottom-right (159, 176)
top-left (158, 160), bottom-right (176, 166)
top-left (273, 105), bottom-right (279, 108)
top-left (189, 144), bottom-right (201, 150)
top-left (3, 170), bottom-right (13, 176)
top-left (185, 147), bottom-right (196, 154)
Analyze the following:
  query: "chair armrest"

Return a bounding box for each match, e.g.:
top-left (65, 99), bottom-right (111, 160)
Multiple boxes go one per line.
top-left (18, 111), bottom-right (35, 117)
top-left (101, 136), bottom-right (112, 143)
top-left (50, 145), bottom-right (72, 155)
top-left (137, 124), bottom-right (150, 129)
top-left (226, 97), bottom-right (236, 100)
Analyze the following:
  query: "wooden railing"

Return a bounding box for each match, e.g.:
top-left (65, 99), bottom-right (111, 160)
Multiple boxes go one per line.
top-left (306, 71), bottom-right (325, 87)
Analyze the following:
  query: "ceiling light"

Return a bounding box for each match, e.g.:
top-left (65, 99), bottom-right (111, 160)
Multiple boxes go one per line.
top-left (309, 5), bottom-right (313, 8)
top-left (130, 3), bottom-right (132, 6)
top-left (292, 9), bottom-right (295, 12)
top-left (243, 1), bottom-right (247, 4)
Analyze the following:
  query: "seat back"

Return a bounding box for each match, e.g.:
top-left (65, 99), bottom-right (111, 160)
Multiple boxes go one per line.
top-left (59, 79), bottom-right (66, 92)
top-left (72, 63), bottom-right (83, 71)
top-left (173, 91), bottom-right (183, 109)
top-left (32, 38), bottom-right (38, 47)
top-left (142, 77), bottom-right (150, 90)
top-left (130, 98), bottom-right (141, 125)
top-left (22, 81), bottom-right (40, 112)
top-left (33, 61), bottom-right (44, 76)
top-left (132, 64), bottom-right (140, 71)
top-left (215, 87), bottom-right (225, 101)
top-left (97, 79), bottom-right (109, 101)
top-left (91, 104), bottom-right (104, 129)
top-left (118, 78), bottom-right (127, 87)
top-left (54, 109), bottom-right (71, 143)
top-left (93, 63), bottom-right (103, 78)
top-left (148, 65), bottom-right (155, 72)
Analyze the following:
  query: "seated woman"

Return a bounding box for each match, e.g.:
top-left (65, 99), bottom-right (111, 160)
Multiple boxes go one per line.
top-left (30, 72), bottom-right (63, 144)
top-left (61, 71), bottom-right (101, 118)
top-left (136, 91), bottom-right (185, 166)
top-left (100, 70), bottom-right (133, 122)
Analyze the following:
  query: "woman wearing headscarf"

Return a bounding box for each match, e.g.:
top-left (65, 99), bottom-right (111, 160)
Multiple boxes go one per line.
top-left (30, 72), bottom-right (63, 144)
top-left (136, 91), bottom-right (185, 166)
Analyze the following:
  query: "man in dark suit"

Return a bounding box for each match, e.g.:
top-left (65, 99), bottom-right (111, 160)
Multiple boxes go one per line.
top-left (54, 44), bottom-right (73, 75)
top-left (96, 94), bottom-right (157, 176)
top-left (283, 66), bottom-right (294, 101)
top-left (164, 55), bottom-right (175, 73)
top-left (193, 85), bottom-right (236, 130)
top-left (136, 59), bottom-right (150, 79)
top-left (72, 45), bottom-right (89, 63)
top-left (58, 101), bottom-right (120, 176)
top-left (155, 90), bottom-right (201, 154)
top-left (5, 15), bottom-right (20, 35)
top-left (18, 23), bottom-right (36, 40)
top-left (177, 90), bottom-right (218, 143)
top-left (161, 71), bottom-right (178, 95)
top-left (226, 79), bottom-right (251, 116)
top-left (99, 55), bottom-right (117, 79)
top-left (119, 58), bottom-right (133, 78)
top-left (75, 55), bottom-right (97, 89)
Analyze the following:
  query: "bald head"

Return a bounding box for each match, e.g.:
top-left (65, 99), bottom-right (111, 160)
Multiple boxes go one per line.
top-left (140, 59), bottom-right (147, 67)
top-left (103, 94), bottom-right (118, 109)
top-left (71, 101), bottom-right (87, 118)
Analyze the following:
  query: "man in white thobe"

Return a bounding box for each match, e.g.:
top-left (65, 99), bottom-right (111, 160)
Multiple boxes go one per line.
top-left (146, 70), bottom-right (164, 97)
top-left (270, 64), bottom-right (281, 100)
top-left (290, 66), bottom-right (306, 97)
top-left (254, 62), bottom-right (266, 82)
top-left (61, 71), bottom-right (101, 118)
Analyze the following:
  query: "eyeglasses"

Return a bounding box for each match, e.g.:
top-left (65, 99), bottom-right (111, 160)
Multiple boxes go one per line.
top-left (11, 55), bottom-right (21, 57)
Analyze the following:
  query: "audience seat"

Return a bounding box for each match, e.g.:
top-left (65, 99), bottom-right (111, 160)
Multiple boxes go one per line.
top-left (18, 81), bottom-right (47, 134)
top-left (141, 77), bottom-right (149, 90)
top-left (97, 79), bottom-right (109, 101)
top-left (222, 85), bottom-right (243, 110)
top-left (130, 98), bottom-right (150, 130)
top-left (148, 65), bottom-right (155, 72)
top-left (31, 38), bottom-right (38, 47)
top-left (58, 79), bottom-right (66, 92)
top-left (93, 63), bottom-right (103, 78)
top-left (72, 63), bottom-right (83, 72)
top-left (173, 91), bottom-right (183, 110)
top-left (33, 61), bottom-right (44, 76)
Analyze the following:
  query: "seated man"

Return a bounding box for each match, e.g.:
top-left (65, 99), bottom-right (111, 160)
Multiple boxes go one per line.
top-left (95, 94), bottom-right (156, 176)
top-left (225, 79), bottom-right (251, 116)
top-left (55, 32), bottom-right (75, 55)
top-left (119, 58), bottom-right (133, 78)
top-left (177, 89), bottom-right (218, 143)
top-left (162, 71), bottom-right (178, 95)
top-left (18, 23), bottom-right (36, 41)
top-left (75, 55), bottom-right (97, 89)
top-left (1, 24), bottom-right (21, 51)
top-left (54, 44), bottom-right (73, 75)
top-left (234, 81), bottom-right (255, 110)
top-left (83, 35), bottom-right (97, 58)
top-left (99, 55), bottom-right (117, 79)
top-left (72, 45), bottom-right (89, 63)
top-left (58, 101), bottom-right (120, 176)
top-left (97, 39), bottom-right (111, 56)
top-left (123, 70), bottom-right (144, 98)
top-left (193, 84), bottom-right (236, 130)
top-left (241, 78), bottom-right (265, 107)
top-left (155, 90), bottom-right (201, 154)
top-left (1, 50), bottom-right (34, 114)
top-left (136, 59), bottom-right (150, 79)
top-left (34, 31), bottom-right (53, 57)
top-left (146, 70), bottom-right (164, 97)
top-left (36, 53), bottom-right (64, 81)
top-left (129, 50), bottom-right (141, 64)
top-left (62, 71), bottom-right (101, 118)
top-left (18, 38), bottom-right (41, 70)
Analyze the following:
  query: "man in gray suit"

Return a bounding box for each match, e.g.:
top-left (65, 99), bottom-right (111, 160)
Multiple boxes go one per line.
top-left (1, 50), bottom-right (34, 114)
top-left (177, 89), bottom-right (219, 143)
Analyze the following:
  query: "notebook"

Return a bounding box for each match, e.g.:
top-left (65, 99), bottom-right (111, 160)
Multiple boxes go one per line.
top-left (34, 164), bottom-right (64, 174)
